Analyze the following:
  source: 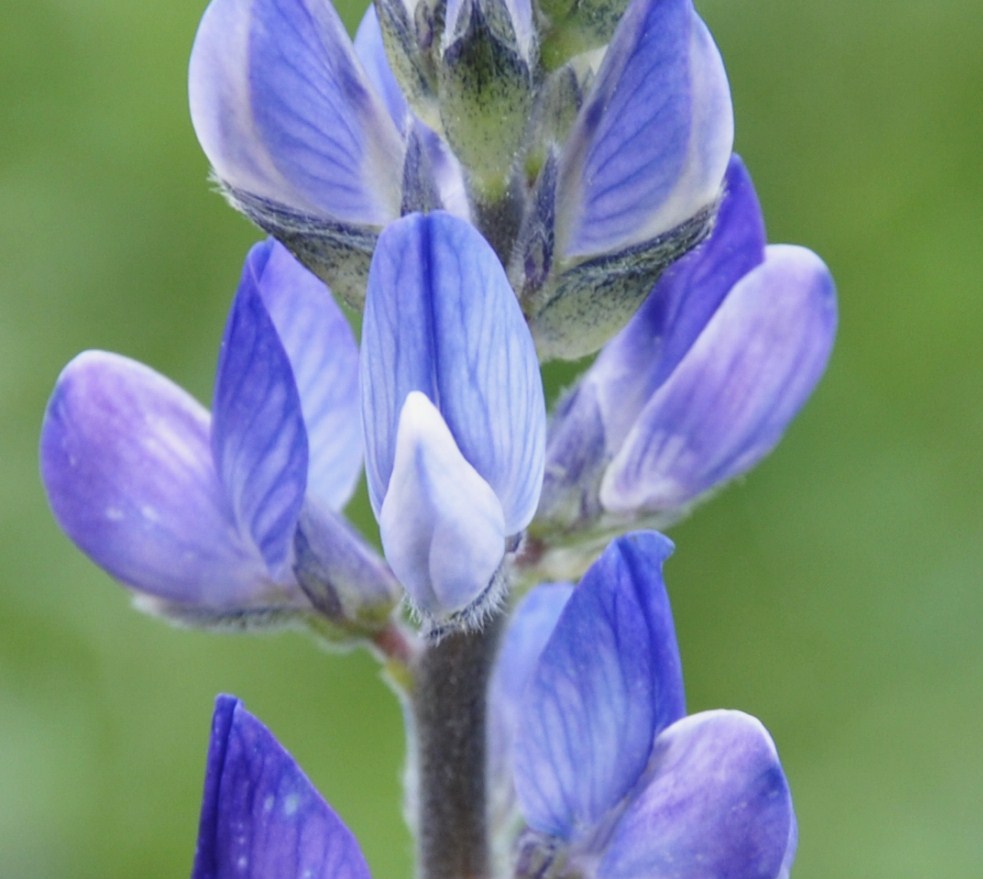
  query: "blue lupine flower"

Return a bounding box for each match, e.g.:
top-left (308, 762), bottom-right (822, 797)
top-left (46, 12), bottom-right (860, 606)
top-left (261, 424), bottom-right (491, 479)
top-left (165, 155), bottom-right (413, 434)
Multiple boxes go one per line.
top-left (188, 0), bottom-right (470, 306)
top-left (537, 156), bottom-right (838, 546)
top-left (360, 211), bottom-right (546, 631)
top-left (551, 0), bottom-right (732, 262)
top-left (40, 240), bottom-right (398, 629)
top-left (493, 532), bottom-right (797, 879)
top-left (189, 0), bottom-right (405, 228)
top-left (518, 0), bottom-right (734, 358)
top-left (192, 695), bottom-right (372, 879)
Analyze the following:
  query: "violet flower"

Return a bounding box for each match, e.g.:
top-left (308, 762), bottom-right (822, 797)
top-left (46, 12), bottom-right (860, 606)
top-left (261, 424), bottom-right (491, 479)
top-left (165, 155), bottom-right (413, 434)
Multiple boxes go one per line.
top-left (493, 532), bottom-right (797, 879)
top-left (536, 156), bottom-right (837, 554)
top-left (192, 695), bottom-right (372, 879)
top-left (360, 211), bottom-right (546, 631)
top-left (40, 240), bottom-right (398, 632)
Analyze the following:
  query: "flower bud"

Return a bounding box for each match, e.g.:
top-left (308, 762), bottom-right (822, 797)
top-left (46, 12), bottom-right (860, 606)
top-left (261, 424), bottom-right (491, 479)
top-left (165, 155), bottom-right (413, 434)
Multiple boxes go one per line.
top-left (535, 158), bottom-right (837, 562)
top-left (437, 0), bottom-right (537, 189)
top-left (361, 212), bottom-right (546, 633)
top-left (189, 0), bottom-right (406, 306)
top-left (519, 0), bottom-right (733, 359)
top-left (537, 0), bottom-right (629, 69)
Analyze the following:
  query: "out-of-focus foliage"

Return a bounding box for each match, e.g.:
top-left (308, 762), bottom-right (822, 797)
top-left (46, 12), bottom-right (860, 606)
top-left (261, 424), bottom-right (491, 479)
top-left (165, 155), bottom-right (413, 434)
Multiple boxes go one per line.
top-left (1, 0), bottom-right (980, 877)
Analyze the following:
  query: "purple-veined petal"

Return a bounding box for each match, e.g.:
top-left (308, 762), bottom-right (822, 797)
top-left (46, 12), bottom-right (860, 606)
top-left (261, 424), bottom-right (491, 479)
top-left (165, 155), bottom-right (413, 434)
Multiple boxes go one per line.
top-left (250, 240), bottom-right (362, 510)
top-left (189, 0), bottom-right (404, 225)
top-left (40, 351), bottom-right (270, 606)
top-left (587, 155), bottom-right (765, 450)
top-left (192, 695), bottom-right (373, 879)
top-left (596, 710), bottom-right (796, 879)
top-left (600, 245), bottom-right (837, 515)
top-left (556, 0), bottom-right (732, 258)
top-left (212, 258), bottom-right (308, 577)
top-left (361, 212), bottom-right (545, 533)
top-left (513, 532), bottom-right (684, 839)
top-left (379, 392), bottom-right (506, 622)
top-left (488, 583), bottom-right (574, 827)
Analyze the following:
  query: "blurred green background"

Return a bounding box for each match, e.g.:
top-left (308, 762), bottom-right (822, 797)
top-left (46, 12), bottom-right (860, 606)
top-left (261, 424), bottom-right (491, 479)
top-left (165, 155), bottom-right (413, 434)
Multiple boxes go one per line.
top-left (2, 0), bottom-right (981, 876)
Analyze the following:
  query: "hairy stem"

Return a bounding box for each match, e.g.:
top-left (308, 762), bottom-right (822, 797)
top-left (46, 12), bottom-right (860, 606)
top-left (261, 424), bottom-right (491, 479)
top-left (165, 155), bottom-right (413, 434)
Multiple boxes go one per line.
top-left (412, 615), bottom-right (503, 879)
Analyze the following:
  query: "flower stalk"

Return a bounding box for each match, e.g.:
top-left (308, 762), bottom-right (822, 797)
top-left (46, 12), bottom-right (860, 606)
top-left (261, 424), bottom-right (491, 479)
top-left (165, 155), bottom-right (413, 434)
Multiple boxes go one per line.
top-left (411, 614), bottom-right (504, 879)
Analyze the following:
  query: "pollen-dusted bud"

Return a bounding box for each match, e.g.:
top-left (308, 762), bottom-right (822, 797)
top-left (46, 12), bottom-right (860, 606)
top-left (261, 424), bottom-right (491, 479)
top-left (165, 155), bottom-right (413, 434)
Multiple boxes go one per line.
top-left (437, 0), bottom-right (537, 190)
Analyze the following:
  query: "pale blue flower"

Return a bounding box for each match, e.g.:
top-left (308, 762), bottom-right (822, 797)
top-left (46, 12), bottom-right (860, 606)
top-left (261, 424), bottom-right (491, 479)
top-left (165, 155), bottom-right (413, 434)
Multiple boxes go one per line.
top-left (538, 156), bottom-right (838, 537)
top-left (360, 211), bottom-right (546, 630)
top-left (41, 240), bottom-right (397, 628)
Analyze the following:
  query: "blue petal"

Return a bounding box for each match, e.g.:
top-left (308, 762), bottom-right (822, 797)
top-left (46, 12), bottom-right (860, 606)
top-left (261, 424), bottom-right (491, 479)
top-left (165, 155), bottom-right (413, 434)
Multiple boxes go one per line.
top-left (361, 212), bottom-right (545, 534)
top-left (252, 240), bottom-right (362, 511)
top-left (541, 157), bottom-right (765, 521)
top-left (192, 695), bottom-right (373, 879)
top-left (513, 532), bottom-right (685, 839)
top-left (40, 352), bottom-right (270, 606)
top-left (189, 0), bottom-right (404, 225)
top-left (538, 379), bottom-right (608, 525)
top-left (212, 250), bottom-right (309, 577)
top-left (556, 0), bottom-right (732, 258)
top-left (596, 711), bottom-right (797, 879)
top-left (378, 392), bottom-right (506, 624)
top-left (587, 155), bottom-right (765, 450)
top-left (600, 245), bottom-right (837, 515)
top-left (488, 583), bottom-right (574, 826)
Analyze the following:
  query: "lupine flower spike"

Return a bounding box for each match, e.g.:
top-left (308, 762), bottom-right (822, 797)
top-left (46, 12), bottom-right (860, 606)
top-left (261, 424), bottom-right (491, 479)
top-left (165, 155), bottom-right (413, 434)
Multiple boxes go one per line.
top-left (190, 0), bottom-right (735, 360)
top-left (42, 0), bottom-right (836, 872)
